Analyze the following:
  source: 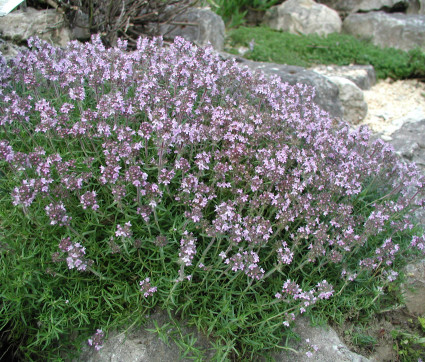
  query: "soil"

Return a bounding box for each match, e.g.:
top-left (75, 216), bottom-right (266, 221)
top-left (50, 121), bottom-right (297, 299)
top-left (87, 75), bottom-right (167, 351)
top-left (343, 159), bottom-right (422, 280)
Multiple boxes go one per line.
top-left (332, 307), bottom-right (425, 362)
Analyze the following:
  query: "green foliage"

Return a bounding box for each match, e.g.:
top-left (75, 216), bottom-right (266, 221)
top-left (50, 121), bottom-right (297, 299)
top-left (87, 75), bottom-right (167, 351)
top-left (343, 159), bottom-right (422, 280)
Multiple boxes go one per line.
top-left (419, 316), bottom-right (425, 331)
top-left (200, 0), bottom-right (280, 28)
top-left (1, 36), bottom-right (425, 361)
top-left (392, 320), bottom-right (425, 362)
top-left (227, 26), bottom-right (425, 80)
top-left (351, 332), bottom-right (377, 349)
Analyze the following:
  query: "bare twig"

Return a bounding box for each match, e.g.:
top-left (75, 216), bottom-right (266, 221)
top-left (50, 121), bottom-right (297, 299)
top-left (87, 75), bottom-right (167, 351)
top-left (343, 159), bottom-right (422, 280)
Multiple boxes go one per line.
top-left (59, 0), bottom-right (199, 48)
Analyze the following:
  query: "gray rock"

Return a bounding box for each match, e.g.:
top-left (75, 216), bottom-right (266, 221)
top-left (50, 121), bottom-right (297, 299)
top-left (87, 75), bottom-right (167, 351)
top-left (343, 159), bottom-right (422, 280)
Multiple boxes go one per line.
top-left (388, 118), bottom-right (425, 170)
top-left (310, 64), bottom-right (376, 90)
top-left (271, 317), bottom-right (370, 361)
top-left (391, 106), bottom-right (425, 130)
top-left (402, 259), bottom-right (425, 315)
top-left (317, 0), bottom-right (410, 14)
top-left (0, 38), bottom-right (26, 61)
top-left (75, 310), bottom-right (216, 361)
top-left (343, 12), bottom-right (425, 52)
top-left (328, 76), bottom-right (367, 124)
top-left (237, 58), bottom-right (344, 119)
top-left (407, 0), bottom-right (425, 14)
top-left (263, 0), bottom-right (342, 36)
top-left (75, 310), bottom-right (370, 362)
top-left (156, 7), bottom-right (225, 51)
top-left (0, 7), bottom-right (71, 48)
top-left (69, 10), bottom-right (91, 41)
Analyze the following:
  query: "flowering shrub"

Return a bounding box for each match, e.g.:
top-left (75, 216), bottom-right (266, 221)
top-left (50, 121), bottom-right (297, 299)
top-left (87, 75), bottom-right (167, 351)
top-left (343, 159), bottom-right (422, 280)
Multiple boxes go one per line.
top-left (0, 35), bottom-right (424, 360)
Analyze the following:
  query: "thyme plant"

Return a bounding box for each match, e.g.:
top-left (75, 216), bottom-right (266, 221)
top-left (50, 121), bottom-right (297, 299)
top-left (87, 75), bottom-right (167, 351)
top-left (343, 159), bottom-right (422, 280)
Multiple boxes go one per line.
top-left (0, 36), bottom-right (424, 360)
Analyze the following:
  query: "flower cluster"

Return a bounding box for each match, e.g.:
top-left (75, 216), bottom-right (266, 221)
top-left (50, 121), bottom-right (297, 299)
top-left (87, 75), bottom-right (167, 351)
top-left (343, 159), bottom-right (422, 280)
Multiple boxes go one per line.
top-left (139, 277), bottom-right (157, 297)
top-left (179, 231), bottom-right (197, 266)
top-left (11, 179), bottom-right (37, 208)
top-left (359, 238), bottom-right (400, 271)
top-left (411, 235), bottom-right (425, 252)
top-left (45, 202), bottom-right (71, 226)
top-left (224, 250), bottom-right (265, 280)
top-left (115, 221), bottom-right (132, 238)
top-left (80, 191), bottom-right (99, 210)
top-left (304, 338), bottom-right (319, 358)
top-left (275, 279), bottom-right (334, 314)
top-left (87, 329), bottom-right (105, 351)
top-left (276, 241), bottom-right (294, 265)
top-left (58, 237), bottom-right (92, 271)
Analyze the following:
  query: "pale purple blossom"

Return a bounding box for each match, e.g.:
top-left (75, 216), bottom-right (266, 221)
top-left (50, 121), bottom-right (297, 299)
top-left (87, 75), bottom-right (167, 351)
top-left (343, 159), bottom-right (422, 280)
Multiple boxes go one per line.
top-left (139, 277), bottom-right (157, 297)
top-left (115, 221), bottom-right (132, 238)
top-left (225, 250), bottom-right (265, 280)
top-left (12, 179), bottom-right (37, 207)
top-left (45, 201), bottom-right (71, 226)
top-left (59, 237), bottom-right (92, 271)
top-left (88, 329), bottom-right (104, 351)
top-left (179, 231), bottom-right (197, 266)
top-left (276, 241), bottom-right (294, 265)
top-left (80, 191), bottom-right (99, 210)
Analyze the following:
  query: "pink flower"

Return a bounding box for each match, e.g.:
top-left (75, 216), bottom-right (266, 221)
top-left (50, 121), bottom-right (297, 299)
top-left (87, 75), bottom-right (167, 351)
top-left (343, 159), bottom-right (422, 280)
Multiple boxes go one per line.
top-left (139, 278), bottom-right (157, 297)
top-left (88, 329), bottom-right (104, 351)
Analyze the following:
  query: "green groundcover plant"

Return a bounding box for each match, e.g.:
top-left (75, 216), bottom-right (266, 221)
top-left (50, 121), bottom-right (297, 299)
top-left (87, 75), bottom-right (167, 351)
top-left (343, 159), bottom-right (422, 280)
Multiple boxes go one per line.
top-left (1, 36), bottom-right (425, 361)
top-left (227, 26), bottom-right (425, 80)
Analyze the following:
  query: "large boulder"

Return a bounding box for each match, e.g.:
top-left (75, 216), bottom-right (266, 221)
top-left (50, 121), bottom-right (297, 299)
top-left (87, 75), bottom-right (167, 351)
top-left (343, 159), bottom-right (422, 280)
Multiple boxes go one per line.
top-left (343, 12), bottom-right (425, 52)
top-left (155, 8), bottom-right (225, 51)
top-left (0, 7), bottom-right (71, 47)
top-left (317, 0), bottom-right (410, 14)
top-left (263, 0), bottom-right (342, 36)
top-left (310, 64), bottom-right (376, 90)
top-left (328, 76), bottom-right (368, 124)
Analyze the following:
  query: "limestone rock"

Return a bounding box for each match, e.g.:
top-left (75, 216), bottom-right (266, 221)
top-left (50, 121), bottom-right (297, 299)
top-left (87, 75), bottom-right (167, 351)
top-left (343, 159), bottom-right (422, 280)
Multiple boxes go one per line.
top-left (317, 0), bottom-right (410, 14)
top-left (402, 259), bottom-right (425, 315)
top-left (155, 8), bottom-right (225, 51)
top-left (388, 118), bottom-right (425, 170)
top-left (272, 317), bottom-right (370, 361)
top-left (74, 310), bottom-right (215, 361)
top-left (263, 0), bottom-right (342, 36)
top-left (310, 64), bottom-right (376, 90)
top-left (74, 311), bottom-right (370, 362)
top-left (343, 12), bottom-right (425, 52)
top-left (328, 76), bottom-right (367, 124)
top-left (0, 7), bottom-right (71, 48)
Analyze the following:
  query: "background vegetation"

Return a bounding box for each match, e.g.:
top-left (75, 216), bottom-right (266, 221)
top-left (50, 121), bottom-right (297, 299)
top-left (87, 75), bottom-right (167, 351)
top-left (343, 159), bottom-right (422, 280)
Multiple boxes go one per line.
top-left (226, 27), bottom-right (425, 80)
